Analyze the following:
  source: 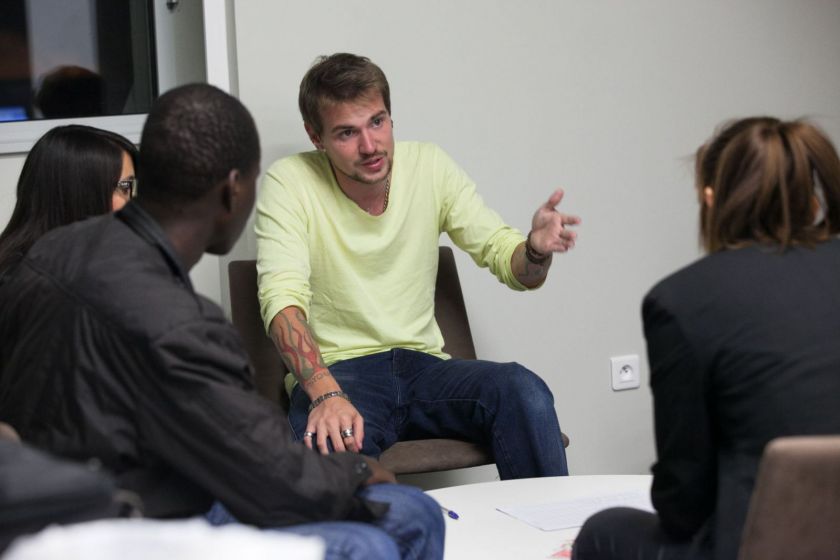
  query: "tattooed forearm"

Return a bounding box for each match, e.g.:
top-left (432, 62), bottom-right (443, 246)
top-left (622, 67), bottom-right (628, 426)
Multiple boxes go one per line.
top-left (519, 260), bottom-right (549, 283)
top-left (273, 308), bottom-right (328, 383)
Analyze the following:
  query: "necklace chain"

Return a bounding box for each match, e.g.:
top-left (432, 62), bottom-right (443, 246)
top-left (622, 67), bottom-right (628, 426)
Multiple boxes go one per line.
top-left (382, 175), bottom-right (391, 213)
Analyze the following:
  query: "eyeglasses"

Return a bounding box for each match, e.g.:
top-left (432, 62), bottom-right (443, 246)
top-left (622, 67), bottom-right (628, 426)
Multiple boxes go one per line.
top-left (115, 177), bottom-right (137, 200)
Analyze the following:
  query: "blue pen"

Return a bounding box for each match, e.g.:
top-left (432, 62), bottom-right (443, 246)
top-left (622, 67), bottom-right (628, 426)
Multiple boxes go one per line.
top-left (440, 506), bottom-right (459, 520)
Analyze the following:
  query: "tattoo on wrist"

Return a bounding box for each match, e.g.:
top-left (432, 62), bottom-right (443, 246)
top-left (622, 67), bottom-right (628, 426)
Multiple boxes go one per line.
top-left (516, 238), bottom-right (551, 285)
top-left (303, 370), bottom-right (329, 388)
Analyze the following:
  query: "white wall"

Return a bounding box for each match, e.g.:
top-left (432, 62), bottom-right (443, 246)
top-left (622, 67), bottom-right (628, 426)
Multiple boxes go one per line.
top-left (152, 0), bottom-right (220, 302)
top-left (203, 0), bottom-right (242, 314)
top-left (0, 156), bottom-right (26, 226)
top-left (228, 0), bottom-right (840, 481)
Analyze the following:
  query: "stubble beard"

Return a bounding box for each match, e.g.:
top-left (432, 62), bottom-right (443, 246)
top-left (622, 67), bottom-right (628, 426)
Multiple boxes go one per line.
top-left (338, 152), bottom-right (392, 187)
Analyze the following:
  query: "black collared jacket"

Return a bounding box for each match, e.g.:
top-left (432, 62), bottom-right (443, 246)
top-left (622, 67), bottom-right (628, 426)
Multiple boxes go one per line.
top-left (0, 203), bottom-right (379, 526)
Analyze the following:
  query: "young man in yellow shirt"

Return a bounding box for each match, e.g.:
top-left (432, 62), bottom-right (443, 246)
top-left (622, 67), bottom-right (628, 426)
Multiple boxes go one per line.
top-left (256, 53), bottom-right (580, 479)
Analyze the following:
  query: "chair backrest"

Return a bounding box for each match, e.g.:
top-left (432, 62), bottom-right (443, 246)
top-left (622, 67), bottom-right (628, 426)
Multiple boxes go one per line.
top-left (738, 436), bottom-right (840, 560)
top-left (228, 246), bottom-right (476, 410)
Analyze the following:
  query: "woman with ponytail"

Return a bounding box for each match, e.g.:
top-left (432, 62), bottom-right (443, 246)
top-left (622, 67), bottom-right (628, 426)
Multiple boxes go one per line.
top-left (574, 117), bottom-right (840, 560)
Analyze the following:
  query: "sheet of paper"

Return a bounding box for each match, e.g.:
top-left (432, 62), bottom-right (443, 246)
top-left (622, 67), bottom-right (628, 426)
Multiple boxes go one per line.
top-left (496, 491), bottom-right (654, 531)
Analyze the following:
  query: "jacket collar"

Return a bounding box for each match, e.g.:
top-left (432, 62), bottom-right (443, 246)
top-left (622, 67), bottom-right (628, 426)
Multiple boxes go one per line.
top-left (116, 202), bottom-right (194, 292)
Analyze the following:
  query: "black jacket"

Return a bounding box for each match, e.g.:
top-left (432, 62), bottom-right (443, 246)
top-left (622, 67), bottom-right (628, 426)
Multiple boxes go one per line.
top-left (644, 238), bottom-right (840, 560)
top-left (0, 203), bottom-right (379, 526)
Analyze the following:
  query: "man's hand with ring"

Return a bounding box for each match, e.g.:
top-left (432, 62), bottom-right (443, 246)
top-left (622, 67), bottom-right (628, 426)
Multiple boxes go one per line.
top-left (305, 396), bottom-right (364, 454)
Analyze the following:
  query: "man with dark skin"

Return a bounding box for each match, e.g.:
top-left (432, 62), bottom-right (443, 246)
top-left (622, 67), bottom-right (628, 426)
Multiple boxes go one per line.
top-left (0, 83), bottom-right (443, 560)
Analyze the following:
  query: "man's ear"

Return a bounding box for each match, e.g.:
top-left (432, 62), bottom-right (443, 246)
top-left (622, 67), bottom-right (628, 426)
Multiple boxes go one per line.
top-left (304, 123), bottom-right (324, 151)
top-left (220, 169), bottom-right (240, 213)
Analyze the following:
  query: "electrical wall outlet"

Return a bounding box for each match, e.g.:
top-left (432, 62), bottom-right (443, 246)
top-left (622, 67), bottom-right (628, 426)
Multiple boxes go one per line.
top-left (610, 354), bottom-right (641, 391)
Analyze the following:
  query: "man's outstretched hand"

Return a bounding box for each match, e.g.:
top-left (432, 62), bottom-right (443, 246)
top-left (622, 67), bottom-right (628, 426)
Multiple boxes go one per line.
top-left (529, 188), bottom-right (581, 255)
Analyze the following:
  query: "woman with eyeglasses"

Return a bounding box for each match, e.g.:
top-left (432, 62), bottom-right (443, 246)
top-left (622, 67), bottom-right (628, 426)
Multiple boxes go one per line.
top-left (573, 117), bottom-right (840, 560)
top-left (0, 125), bottom-right (137, 278)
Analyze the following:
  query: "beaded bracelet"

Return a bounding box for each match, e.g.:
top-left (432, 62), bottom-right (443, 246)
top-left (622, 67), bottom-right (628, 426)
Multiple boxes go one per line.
top-left (307, 390), bottom-right (351, 412)
top-left (525, 232), bottom-right (550, 265)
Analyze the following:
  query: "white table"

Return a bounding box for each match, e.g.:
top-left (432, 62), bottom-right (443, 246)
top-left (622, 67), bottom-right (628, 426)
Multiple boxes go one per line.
top-left (426, 475), bottom-right (653, 559)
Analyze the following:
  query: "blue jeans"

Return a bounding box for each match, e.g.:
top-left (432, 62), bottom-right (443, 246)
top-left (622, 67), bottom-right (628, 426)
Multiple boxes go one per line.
top-left (206, 483), bottom-right (444, 560)
top-left (289, 349), bottom-right (568, 479)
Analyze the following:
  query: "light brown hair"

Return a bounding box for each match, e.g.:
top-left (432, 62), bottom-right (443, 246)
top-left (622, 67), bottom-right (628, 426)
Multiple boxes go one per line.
top-left (696, 117), bottom-right (840, 252)
top-left (298, 53), bottom-right (391, 136)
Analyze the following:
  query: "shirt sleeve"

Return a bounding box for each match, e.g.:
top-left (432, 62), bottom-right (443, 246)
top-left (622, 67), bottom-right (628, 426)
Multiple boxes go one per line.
top-left (254, 163), bottom-right (313, 333)
top-left (136, 318), bottom-right (378, 527)
top-left (433, 145), bottom-right (528, 291)
top-left (643, 288), bottom-right (717, 539)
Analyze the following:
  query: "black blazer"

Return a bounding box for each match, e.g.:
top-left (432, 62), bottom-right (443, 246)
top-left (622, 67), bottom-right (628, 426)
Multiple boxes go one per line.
top-left (643, 238), bottom-right (840, 560)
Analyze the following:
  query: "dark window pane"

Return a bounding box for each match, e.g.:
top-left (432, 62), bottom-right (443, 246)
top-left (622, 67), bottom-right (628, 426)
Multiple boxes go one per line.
top-left (0, 0), bottom-right (157, 122)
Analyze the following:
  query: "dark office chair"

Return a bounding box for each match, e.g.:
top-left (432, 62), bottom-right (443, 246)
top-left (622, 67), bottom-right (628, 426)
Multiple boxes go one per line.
top-left (738, 436), bottom-right (840, 560)
top-left (0, 422), bottom-right (130, 553)
top-left (228, 246), bottom-right (567, 475)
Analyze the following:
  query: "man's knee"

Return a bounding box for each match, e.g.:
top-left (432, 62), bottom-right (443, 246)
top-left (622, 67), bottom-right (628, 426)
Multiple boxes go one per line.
top-left (365, 483), bottom-right (441, 524)
top-left (391, 486), bottom-right (445, 559)
top-left (359, 484), bottom-right (445, 559)
top-left (400, 485), bottom-right (445, 531)
top-left (365, 484), bottom-right (443, 533)
top-left (327, 524), bottom-right (400, 560)
top-left (492, 362), bottom-right (555, 409)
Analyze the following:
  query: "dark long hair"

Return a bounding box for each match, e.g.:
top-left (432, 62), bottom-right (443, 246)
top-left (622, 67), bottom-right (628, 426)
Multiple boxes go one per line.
top-left (0, 125), bottom-right (138, 274)
top-left (697, 117), bottom-right (840, 252)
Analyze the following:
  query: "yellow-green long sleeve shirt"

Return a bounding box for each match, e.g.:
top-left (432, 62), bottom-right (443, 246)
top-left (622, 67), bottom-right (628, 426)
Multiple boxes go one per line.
top-left (255, 142), bottom-right (526, 381)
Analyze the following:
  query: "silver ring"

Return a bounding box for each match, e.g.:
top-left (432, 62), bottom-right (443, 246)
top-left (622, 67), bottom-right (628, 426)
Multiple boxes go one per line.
top-left (303, 431), bottom-right (315, 438)
top-left (340, 428), bottom-right (354, 439)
